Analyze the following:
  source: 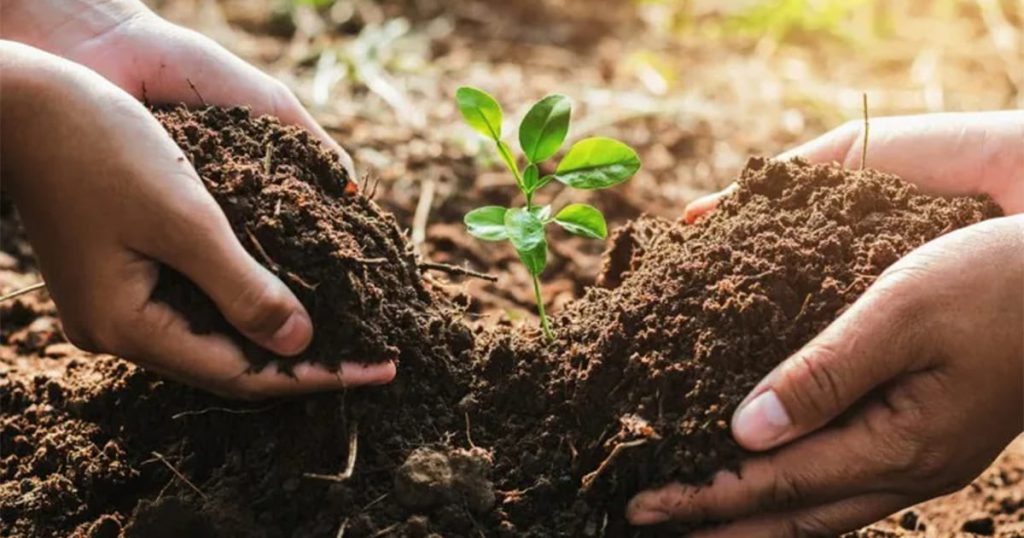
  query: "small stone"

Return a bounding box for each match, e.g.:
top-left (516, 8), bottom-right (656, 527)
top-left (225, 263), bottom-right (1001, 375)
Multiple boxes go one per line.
top-left (962, 514), bottom-right (995, 535)
top-left (394, 448), bottom-right (454, 510)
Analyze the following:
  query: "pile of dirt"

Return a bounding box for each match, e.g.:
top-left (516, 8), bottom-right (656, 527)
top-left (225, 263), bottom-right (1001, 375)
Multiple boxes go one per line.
top-left (0, 107), bottom-right (1010, 537)
top-left (469, 156), bottom-right (1002, 534)
top-left (150, 105), bottom-right (470, 371)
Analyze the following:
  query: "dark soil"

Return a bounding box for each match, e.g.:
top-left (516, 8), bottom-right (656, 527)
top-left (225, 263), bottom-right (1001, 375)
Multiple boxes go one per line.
top-left (150, 105), bottom-right (469, 371)
top-left (0, 107), bottom-right (1012, 538)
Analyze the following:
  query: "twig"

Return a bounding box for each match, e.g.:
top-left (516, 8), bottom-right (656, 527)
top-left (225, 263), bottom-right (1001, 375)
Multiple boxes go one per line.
top-left (465, 412), bottom-right (477, 449)
top-left (245, 226), bottom-right (280, 271)
top-left (141, 81), bottom-right (150, 107)
top-left (411, 175), bottom-right (437, 250)
top-left (370, 524), bottom-right (400, 538)
top-left (344, 257), bottom-right (388, 266)
top-left (149, 451), bottom-right (208, 499)
top-left (335, 519), bottom-right (348, 538)
top-left (171, 404), bottom-right (275, 420)
top-left (186, 78), bottom-right (207, 106)
top-left (860, 92), bottom-right (870, 171)
top-left (0, 282), bottom-right (46, 303)
top-left (418, 262), bottom-right (497, 282)
top-left (263, 143), bottom-right (275, 177)
top-left (304, 421), bottom-right (359, 482)
top-left (286, 271), bottom-right (319, 292)
top-left (580, 438), bottom-right (648, 492)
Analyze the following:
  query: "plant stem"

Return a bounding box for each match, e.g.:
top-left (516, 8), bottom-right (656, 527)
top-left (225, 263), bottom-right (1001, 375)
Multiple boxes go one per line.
top-left (531, 274), bottom-right (554, 340)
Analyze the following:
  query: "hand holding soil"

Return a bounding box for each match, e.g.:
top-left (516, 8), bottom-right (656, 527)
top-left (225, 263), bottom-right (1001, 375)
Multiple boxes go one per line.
top-left (0, 42), bottom-right (394, 398)
top-left (629, 112), bottom-right (1024, 535)
top-left (683, 111), bottom-right (1024, 222)
top-left (1, 0), bottom-right (355, 178)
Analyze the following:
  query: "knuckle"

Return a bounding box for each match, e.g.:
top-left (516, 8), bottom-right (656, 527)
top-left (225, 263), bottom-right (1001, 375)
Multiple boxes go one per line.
top-left (228, 279), bottom-right (292, 336)
top-left (780, 345), bottom-right (846, 421)
top-left (758, 471), bottom-right (804, 513)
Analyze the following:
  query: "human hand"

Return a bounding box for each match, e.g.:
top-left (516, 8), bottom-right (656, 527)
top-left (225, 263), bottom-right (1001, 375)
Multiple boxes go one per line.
top-left (1, 42), bottom-right (394, 399)
top-left (0, 0), bottom-right (355, 177)
top-left (627, 112), bottom-right (1024, 535)
top-left (683, 111), bottom-right (1024, 222)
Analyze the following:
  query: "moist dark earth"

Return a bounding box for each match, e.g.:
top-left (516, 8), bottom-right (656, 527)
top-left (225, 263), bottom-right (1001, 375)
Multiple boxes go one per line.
top-left (1, 107), bottom-right (1020, 538)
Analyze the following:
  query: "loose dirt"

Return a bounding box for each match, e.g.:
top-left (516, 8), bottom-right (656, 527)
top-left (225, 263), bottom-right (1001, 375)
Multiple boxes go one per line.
top-left (150, 106), bottom-right (470, 371)
top-left (0, 107), bottom-right (1015, 537)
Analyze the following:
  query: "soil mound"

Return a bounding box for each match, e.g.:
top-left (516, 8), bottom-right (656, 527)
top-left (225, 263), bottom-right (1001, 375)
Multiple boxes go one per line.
top-left (471, 156), bottom-right (1001, 534)
top-left (0, 107), bottom-right (1008, 537)
top-left (151, 106), bottom-right (467, 371)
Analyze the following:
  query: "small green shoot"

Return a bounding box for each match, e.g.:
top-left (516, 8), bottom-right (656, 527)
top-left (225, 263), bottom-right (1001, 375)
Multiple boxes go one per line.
top-left (456, 87), bottom-right (641, 339)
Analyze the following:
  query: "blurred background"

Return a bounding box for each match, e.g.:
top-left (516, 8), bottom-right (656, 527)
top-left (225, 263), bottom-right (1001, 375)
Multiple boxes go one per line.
top-left (144, 0), bottom-right (1022, 319)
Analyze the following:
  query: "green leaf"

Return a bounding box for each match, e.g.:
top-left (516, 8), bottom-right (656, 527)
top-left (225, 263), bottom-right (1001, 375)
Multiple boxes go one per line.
top-left (516, 239), bottom-right (548, 276)
top-left (554, 137), bottom-right (641, 190)
top-left (529, 204), bottom-right (552, 221)
top-left (554, 203), bottom-right (607, 239)
top-left (456, 87), bottom-right (503, 142)
top-left (519, 94), bottom-right (571, 163)
top-left (505, 208), bottom-right (548, 276)
top-left (464, 206), bottom-right (508, 241)
top-left (523, 164), bottom-right (540, 193)
top-left (504, 208), bottom-right (545, 251)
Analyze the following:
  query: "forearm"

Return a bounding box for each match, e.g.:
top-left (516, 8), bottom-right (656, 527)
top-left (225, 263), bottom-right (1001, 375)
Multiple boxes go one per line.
top-left (0, 0), bottom-right (147, 56)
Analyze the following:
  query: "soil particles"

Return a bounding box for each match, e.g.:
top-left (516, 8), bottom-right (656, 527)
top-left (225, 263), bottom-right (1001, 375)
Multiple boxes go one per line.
top-left (0, 107), bottom-right (1014, 538)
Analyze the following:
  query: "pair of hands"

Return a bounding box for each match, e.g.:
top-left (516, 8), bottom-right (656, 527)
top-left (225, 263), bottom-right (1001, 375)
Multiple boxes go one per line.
top-left (3, 5), bottom-right (1022, 533)
top-left (628, 112), bottom-right (1024, 536)
top-left (0, 0), bottom-right (394, 399)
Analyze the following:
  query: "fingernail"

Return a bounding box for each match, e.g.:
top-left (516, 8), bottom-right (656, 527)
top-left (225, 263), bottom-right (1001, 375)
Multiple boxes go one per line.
top-left (270, 311), bottom-right (311, 356)
top-left (732, 390), bottom-right (791, 450)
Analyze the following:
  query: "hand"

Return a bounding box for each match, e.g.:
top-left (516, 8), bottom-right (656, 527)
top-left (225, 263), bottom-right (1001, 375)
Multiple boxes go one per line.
top-left (0, 0), bottom-right (355, 177)
top-left (683, 111), bottom-right (1024, 222)
top-left (1, 42), bottom-right (394, 399)
top-left (628, 112), bottom-right (1024, 536)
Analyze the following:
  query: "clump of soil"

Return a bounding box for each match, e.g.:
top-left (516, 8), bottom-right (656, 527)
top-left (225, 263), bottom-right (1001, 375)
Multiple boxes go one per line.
top-left (0, 107), bottom-right (1010, 538)
top-left (150, 106), bottom-right (469, 370)
top-left (469, 156), bottom-right (1002, 534)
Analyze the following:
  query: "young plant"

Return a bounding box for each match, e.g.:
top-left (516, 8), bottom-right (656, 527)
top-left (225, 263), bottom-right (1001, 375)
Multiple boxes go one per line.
top-left (456, 87), bottom-right (641, 339)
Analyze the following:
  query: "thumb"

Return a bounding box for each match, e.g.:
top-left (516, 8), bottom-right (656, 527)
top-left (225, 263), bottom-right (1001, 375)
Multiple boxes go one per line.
top-left (731, 270), bottom-right (927, 451)
top-left (146, 199), bottom-right (313, 358)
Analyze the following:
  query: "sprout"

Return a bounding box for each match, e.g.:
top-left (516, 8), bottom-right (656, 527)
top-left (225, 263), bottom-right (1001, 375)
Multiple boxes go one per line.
top-left (456, 87), bottom-right (641, 339)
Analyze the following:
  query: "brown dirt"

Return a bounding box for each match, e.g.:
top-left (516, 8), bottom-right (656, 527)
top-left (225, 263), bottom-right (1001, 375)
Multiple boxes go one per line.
top-left (150, 105), bottom-right (471, 371)
top-left (1, 107), bottom-right (1018, 537)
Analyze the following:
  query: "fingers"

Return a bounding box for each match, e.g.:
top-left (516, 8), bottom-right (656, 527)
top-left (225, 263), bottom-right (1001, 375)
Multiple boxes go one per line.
top-left (626, 419), bottom-right (900, 526)
top-left (120, 299), bottom-right (395, 399)
top-left (685, 110), bottom-right (1024, 222)
top-left (729, 271), bottom-right (927, 451)
top-left (113, 19), bottom-right (356, 178)
top-left (683, 184), bottom-right (737, 223)
top-left (126, 157), bottom-right (314, 357)
top-left (688, 492), bottom-right (908, 538)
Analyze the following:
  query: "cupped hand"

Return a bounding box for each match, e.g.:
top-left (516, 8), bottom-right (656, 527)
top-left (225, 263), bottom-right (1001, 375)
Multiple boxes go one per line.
top-left (1, 0), bottom-right (355, 177)
top-left (628, 112), bottom-right (1024, 535)
top-left (1, 42), bottom-right (394, 399)
top-left (683, 111), bottom-right (1024, 222)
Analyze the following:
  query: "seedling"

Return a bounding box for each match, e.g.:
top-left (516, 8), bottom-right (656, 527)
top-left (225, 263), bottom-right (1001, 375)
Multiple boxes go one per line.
top-left (456, 87), bottom-right (641, 339)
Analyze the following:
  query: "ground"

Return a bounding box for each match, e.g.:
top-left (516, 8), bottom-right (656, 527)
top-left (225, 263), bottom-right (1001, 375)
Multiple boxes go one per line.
top-left (2, 0), bottom-right (1022, 536)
